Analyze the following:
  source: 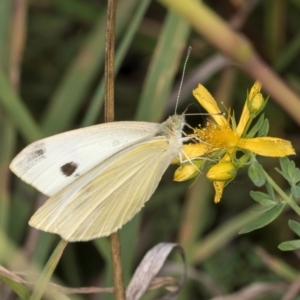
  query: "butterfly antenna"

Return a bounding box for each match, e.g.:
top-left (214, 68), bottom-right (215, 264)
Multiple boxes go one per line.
top-left (175, 46), bottom-right (192, 114)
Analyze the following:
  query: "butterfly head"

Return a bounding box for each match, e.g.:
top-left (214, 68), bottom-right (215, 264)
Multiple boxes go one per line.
top-left (170, 114), bottom-right (186, 132)
top-left (155, 114), bottom-right (185, 140)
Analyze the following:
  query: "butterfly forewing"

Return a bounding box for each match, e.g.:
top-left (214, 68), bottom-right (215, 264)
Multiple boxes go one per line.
top-left (10, 122), bottom-right (159, 196)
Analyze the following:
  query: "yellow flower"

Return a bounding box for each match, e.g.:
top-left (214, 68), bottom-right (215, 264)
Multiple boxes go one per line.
top-left (193, 122), bottom-right (294, 158)
top-left (175, 82), bottom-right (296, 203)
top-left (193, 83), bottom-right (295, 157)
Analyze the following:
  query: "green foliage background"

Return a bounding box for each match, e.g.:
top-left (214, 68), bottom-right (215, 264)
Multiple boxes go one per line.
top-left (1, 0), bottom-right (300, 299)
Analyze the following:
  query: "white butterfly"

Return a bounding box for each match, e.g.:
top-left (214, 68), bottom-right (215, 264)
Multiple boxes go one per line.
top-left (10, 114), bottom-right (188, 241)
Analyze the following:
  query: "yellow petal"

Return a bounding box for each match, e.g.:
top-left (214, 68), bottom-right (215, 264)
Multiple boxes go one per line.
top-left (236, 101), bottom-right (250, 137)
top-left (213, 181), bottom-right (226, 203)
top-left (238, 137), bottom-right (296, 157)
top-left (211, 153), bottom-right (233, 202)
top-left (206, 161), bottom-right (237, 181)
top-left (172, 143), bottom-right (211, 164)
top-left (193, 84), bottom-right (228, 127)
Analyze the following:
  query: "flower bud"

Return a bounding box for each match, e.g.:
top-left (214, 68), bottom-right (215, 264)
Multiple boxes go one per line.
top-left (206, 162), bottom-right (237, 181)
top-left (174, 160), bottom-right (203, 182)
top-left (247, 93), bottom-right (265, 115)
top-left (249, 81), bottom-right (262, 99)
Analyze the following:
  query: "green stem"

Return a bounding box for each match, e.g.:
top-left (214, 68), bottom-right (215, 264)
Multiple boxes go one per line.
top-left (263, 170), bottom-right (300, 216)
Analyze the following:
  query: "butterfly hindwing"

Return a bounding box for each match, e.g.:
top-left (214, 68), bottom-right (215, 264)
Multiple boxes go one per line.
top-left (29, 138), bottom-right (178, 241)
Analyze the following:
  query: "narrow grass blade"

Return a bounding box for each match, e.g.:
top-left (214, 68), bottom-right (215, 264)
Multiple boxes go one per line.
top-left (178, 177), bottom-right (212, 262)
top-left (81, 0), bottom-right (151, 127)
top-left (0, 116), bottom-right (15, 233)
top-left (0, 0), bottom-right (11, 67)
top-left (0, 274), bottom-right (30, 299)
top-left (48, 0), bottom-right (100, 23)
top-left (135, 10), bottom-right (190, 121)
top-left (30, 240), bottom-right (67, 300)
top-left (192, 204), bottom-right (265, 264)
top-left (0, 68), bottom-right (42, 142)
top-left (0, 0), bottom-right (14, 238)
top-left (42, 0), bottom-right (140, 135)
top-left (274, 32), bottom-right (300, 72)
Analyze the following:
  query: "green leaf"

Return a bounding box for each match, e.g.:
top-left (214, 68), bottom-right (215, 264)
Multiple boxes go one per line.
top-left (279, 157), bottom-right (290, 174)
top-left (238, 152), bottom-right (251, 167)
top-left (275, 167), bottom-right (293, 185)
top-left (277, 157), bottom-right (300, 186)
top-left (250, 191), bottom-right (275, 207)
top-left (293, 169), bottom-right (300, 184)
top-left (239, 202), bottom-right (285, 234)
top-left (247, 114), bottom-right (264, 138)
top-left (287, 159), bottom-right (296, 178)
top-left (248, 162), bottom-right (266, 187)
top-left (287, 160), bottom-right (300, 184)
top-left (278, 240), bottom-right (300, 251)
top-left (291, 185), bottom-right (300, 199)
top-left (257, 119), bottom-right (269, 137)
top-left (288, 220), bottom-right (300, 237)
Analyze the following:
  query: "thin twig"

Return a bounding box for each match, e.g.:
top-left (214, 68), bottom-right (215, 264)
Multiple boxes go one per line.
top-left (9, 0), bottom-right (27, 90)
top-left (110, 232), bottom-right (125, 300)
top-left (105, 0), bottom-right (116, 123)
top-left (0, 1), bottom-right (26, 298)
top-left (104, 0), bottom-right (125, 299)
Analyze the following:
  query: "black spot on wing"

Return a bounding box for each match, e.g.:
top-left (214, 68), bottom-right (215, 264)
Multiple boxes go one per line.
top-left (24, 143), bottom-right (46, 164)
top-left (27, 148), bottom-right (46, 162)
top-left (61, 162), bottom-right (78, 177)
top-left (14, 143), bottom-right (47, 174)
top-left (33, 148), bottom-right (45, 157)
